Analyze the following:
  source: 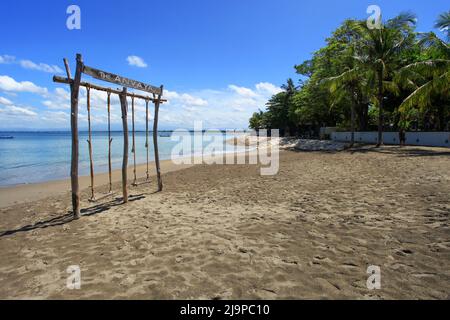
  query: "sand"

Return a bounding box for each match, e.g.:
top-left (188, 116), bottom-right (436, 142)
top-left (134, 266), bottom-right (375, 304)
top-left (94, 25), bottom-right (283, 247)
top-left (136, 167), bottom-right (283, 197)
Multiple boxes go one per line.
top-left (0, 159), bottom-right (194, 209)
top-left (0, 145), bottom-right (449, 299)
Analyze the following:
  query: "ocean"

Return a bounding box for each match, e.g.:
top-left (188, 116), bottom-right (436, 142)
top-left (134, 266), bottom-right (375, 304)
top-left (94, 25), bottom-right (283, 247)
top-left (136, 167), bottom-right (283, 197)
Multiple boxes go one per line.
top-left (0, 131), bottom-right (246, 187)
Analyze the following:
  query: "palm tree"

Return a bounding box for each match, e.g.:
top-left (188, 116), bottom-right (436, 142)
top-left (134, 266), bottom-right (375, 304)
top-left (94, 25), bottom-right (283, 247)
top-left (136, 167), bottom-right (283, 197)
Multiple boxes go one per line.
top-left (348, 13), bottom-right (416, 146)
top-left (435, 11), bottom-right (450, 41)
top-left (271, 78), bottom-right (297, 136)
top-left (322, 36), bottom-right (369, 147)
top-left (396, 12), bottom-right (450, 130)
top-left (323, 68), bottom-right (366, 147)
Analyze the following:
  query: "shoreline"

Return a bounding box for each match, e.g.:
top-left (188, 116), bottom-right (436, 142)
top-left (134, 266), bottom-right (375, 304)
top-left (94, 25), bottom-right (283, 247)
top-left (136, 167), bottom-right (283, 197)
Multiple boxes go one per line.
top-left (0, 146), bottom-right (263, 208)
top-left (0, 158), bottom-right (194, 209)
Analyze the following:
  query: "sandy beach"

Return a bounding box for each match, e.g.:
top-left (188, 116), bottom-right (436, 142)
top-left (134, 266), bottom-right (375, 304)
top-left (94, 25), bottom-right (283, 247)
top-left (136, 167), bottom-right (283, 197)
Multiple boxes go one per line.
top-left (0, 145), bottom-right (449, 299)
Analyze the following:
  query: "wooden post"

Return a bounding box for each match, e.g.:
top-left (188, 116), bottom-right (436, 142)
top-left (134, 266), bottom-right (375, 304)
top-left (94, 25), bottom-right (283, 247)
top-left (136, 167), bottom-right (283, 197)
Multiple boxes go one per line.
top-left (153, 86), bottom-right (164, 192)
top-left (63, 58), bottom-right (72, 79)
top-left (119, 87), bottom-right (129, 203)
top-left (70, 54), bottom-right (83, 219)
top-left (86, 86), bottom-right (95, 201)
top-left (107, 91), bottom-right (113, 193)
top-left (131, 96), bottom-right (137, 186)
top-left (145, 99), bottom-right (150, 180)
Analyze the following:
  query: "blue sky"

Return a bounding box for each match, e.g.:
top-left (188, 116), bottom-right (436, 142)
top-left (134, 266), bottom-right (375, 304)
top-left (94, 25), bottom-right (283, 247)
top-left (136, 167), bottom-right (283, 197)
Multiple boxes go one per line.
top-left (0, 0), bottom-right (448, 130)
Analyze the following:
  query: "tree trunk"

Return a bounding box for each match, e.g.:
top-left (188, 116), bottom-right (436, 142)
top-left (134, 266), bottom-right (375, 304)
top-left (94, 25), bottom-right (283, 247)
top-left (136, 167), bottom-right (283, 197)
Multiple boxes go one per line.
top-left (437, 103), bottom-right (445, 131)
top-left (350, 103), bottom-right (355, 147)
top-left (376, 70), bottom-right (384, 147)
top-left (358, 103), bottom-right (369, 131)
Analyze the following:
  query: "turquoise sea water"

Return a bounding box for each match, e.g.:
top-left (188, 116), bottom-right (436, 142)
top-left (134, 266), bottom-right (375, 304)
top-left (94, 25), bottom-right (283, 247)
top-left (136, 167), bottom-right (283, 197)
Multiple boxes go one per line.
top-left (0, 131), bottom-right (245, 187)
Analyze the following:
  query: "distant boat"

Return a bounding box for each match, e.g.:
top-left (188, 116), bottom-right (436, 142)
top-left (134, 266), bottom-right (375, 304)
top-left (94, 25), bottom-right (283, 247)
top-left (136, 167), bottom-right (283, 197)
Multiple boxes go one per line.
top-left (159, 132), bottom-right (171, 137)
top-left (0, 136), bottom-right (14, 139)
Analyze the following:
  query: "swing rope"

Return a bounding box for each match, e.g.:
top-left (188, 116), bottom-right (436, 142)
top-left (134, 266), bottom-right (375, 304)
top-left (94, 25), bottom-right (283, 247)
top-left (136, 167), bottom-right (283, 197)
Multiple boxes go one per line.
top-left (107, 91), bottom-right (113, 193)
top-left (145, 99), bottom-right (150, 180)
top-left (131, 96), bottom-right (137, 186)
top-left (86, 85), bottom-right (95, 201)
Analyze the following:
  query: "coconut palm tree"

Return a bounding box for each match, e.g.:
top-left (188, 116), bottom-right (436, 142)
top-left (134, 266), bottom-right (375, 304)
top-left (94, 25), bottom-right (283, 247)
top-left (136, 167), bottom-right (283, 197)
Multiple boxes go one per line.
top-left (323, 66), bottom-right (368, 147)
top-left (435, 11), bottom-right (450, 41)
top-left (396, 12), bottom-right (450, 130)
top-left (345, 13), bottom-right (416, 146)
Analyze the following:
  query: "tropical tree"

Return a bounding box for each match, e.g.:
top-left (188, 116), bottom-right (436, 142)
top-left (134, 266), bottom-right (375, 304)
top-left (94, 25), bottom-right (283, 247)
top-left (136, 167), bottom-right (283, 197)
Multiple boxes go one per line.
top-left (249, 110), bottom-right (266, 130)
top-left (264, 78), bottom-right (298, 136)
top-left (345, 13), bottom-right (417, 146)
top-left (435, 11), bottom-right (450, 41)
top-left (248, 11), bottom-right (449, 136)
top-left (396, 12), bottom-right (450, 130)
top-left (321, 33), bottom-right (370, 146)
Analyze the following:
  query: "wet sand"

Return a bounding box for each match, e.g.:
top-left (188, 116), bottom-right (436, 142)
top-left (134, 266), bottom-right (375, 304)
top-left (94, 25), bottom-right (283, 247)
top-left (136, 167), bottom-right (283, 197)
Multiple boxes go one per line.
top-left (0, 146), bottom-right (449, 299)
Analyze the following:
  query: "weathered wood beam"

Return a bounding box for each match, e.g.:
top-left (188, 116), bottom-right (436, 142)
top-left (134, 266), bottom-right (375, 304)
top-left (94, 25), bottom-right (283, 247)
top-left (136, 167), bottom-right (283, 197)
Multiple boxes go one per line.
top-left (83, 65), bottom-right (162, 95)
top-left (153, 86), bottom-right (164, 192)
top-left (70, 54), bottom-right (83, 219)
top-left (53, 76), bottom-right (166, 103)
top-left (63, 58), bottom-right (72, 79)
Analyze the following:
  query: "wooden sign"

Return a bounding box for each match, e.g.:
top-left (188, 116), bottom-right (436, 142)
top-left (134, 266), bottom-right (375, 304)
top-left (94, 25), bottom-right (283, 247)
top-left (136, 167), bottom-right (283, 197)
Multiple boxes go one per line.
top-left (83, 65), bottom-right (162, 95)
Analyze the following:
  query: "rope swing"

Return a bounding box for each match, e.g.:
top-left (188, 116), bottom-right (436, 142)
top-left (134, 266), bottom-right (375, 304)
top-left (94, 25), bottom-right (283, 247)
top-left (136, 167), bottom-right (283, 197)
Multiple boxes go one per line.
top-left (131, 96), bottom-right (137, 186)
top-left (107, 91), bottom-right (113, 193)
top-left (54, 54), bottom-right (166, 218)
top-left (86, 85), bottom-right (96, 201)
top-left (145, 99), bottom-right (150, 180)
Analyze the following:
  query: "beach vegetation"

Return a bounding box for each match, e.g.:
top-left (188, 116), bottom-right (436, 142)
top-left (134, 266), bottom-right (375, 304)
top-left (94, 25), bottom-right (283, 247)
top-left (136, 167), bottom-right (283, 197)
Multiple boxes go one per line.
top-left (249, 11), bottom-right (450, 136)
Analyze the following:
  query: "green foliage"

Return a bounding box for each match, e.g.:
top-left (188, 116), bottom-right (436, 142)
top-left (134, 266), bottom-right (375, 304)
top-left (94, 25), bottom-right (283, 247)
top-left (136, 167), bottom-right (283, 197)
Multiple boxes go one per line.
top-left (249, 11), bottom-right (450, 134)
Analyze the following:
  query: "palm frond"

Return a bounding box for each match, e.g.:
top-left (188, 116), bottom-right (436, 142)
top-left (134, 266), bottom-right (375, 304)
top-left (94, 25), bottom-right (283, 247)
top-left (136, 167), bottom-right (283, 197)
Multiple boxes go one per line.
top-left (417, 32), bottom-right (450, 56)
top-left (383, 80), bottom-right (400, 96)
top-left (387, 12), bottom-right (417, 29)
top-left (435, 11), bottom-right (450, 40)
top-left (400, 59), bottom-right (450, 78)
top-left (399, 71), bottom-right (450, 112)
top-left (321, 68), bottom-right (360, 93)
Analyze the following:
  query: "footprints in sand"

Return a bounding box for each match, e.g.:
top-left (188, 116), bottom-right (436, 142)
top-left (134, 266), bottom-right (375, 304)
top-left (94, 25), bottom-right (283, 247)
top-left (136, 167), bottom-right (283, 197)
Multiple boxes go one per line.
top-left (1, 149), bottom-right (449, 299)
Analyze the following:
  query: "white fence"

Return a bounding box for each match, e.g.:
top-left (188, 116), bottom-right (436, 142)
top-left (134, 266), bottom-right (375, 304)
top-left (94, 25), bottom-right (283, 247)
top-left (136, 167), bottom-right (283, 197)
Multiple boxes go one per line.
top-left (331, 131), bottom-right (450, 148)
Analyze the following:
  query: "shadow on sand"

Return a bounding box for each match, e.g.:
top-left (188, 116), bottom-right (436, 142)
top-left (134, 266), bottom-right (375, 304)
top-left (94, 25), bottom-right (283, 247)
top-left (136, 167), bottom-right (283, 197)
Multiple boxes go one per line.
top-left (348, 145), bottom-right (450, 157)
top-left (0, 194), bottom-right (146, 238)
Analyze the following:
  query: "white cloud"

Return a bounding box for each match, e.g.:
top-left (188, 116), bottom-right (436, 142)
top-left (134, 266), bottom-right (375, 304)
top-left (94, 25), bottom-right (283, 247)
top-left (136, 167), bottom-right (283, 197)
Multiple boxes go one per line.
top-left (0, 78), bottom-right (281, 129)
top-left (158, 82), bottom-right (281, 129)
top-left (42, 87), bottom-right (71, 109)
top-left (0, 75), bottom-right (48, 95)
top-left (40, 111), bottom-right (69, 123)
top-left (19, 60), bottom-right (63, 74)
top-left (0, 54), bottom-right (63, 73)
top-left (127, 55), bottom-right (148, 68)
top-left (0, 105), bottom-right (37, 117)
top-left (0, 55), bottom-right (15, 64)
top-left (255, 82), bottom-right (283, 95)
top-left (228, 84), bottom-right (258, 98)
top-left (0, 96), bottom-right (13, 106)
top-left (180, 93), bottom-right (208, 107)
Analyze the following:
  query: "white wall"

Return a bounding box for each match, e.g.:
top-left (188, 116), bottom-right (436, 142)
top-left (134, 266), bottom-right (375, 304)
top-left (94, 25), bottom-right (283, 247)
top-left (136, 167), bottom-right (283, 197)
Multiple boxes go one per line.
top-left (331, 131), bottom-right (450, 148)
